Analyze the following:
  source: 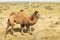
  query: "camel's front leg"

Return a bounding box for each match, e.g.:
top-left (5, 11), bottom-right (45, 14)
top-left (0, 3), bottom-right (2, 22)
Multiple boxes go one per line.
top-left (21, 24), bottom-right (25, 35)
top-left (26, 25), bottom-right (32, 35)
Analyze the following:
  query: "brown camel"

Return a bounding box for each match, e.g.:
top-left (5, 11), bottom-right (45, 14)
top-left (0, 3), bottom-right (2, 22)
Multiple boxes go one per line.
top-left (5, 10), bottom-right (39, 37)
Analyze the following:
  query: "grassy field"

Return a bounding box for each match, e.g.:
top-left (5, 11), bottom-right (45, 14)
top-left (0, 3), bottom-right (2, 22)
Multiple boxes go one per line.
top-left (0, 2), bottom-right (60, 40)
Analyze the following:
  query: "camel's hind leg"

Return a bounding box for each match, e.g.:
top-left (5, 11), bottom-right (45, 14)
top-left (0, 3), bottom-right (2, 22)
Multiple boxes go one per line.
top-left (4, 21), bottom-right (10, 37)
top-left (21, 24), bottom-right (25, 35)
top-left (5, 18), bottom-right (15, 37)
top-left (8, 17), bottom-right (15, 35)
top-left (10, 24), bottom-right (15, 35)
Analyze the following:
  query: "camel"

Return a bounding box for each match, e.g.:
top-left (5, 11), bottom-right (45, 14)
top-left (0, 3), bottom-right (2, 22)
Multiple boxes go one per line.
top-left (5, 10), bottom-right (40, 37)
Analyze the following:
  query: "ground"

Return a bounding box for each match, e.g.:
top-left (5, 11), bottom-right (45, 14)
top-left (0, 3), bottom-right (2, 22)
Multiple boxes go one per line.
top-left (0, 2), bottom-right (60, 40)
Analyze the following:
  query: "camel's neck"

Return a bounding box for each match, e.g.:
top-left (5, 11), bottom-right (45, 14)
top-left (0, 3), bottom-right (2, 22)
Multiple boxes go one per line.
top-left (29, 14), bottom-right (38, 25)
top-left (31, 17), bottom-right (38, 25)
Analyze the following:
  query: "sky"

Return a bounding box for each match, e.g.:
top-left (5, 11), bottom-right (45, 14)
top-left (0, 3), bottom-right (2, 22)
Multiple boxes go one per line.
top-left (0, 0), bottom-right (60, 2)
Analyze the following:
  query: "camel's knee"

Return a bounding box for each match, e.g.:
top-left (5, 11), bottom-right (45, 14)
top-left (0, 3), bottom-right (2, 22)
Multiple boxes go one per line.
top-left (11, 27), bottom-right (13, 30)
top-left (10, 24), bottom-right (15, 31)
top-left (10, 24), bottom-right (15, 33)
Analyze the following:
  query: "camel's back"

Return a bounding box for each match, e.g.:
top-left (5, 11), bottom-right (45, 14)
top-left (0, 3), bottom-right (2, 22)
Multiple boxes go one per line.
top-left (13, 13), bottom-right (30, 24)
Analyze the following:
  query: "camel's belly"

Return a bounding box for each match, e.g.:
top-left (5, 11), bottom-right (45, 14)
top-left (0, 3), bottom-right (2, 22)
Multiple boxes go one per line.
top-left (14, 15), bottom-right (29, 24)
top-left (14, 19), bottom-right (29, 24)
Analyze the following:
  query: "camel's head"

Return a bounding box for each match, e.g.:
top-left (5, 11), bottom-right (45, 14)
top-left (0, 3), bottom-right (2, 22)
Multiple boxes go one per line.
top-left (34, 11), bottom-right (40, 19)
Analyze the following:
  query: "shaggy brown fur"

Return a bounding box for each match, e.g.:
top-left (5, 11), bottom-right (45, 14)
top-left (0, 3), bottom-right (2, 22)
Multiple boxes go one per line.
top-left (5, 10), bottom-right (39, 37)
